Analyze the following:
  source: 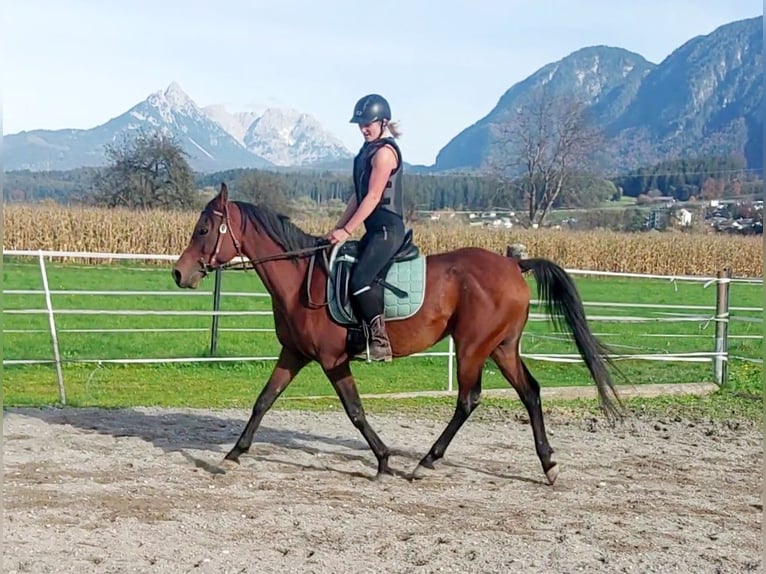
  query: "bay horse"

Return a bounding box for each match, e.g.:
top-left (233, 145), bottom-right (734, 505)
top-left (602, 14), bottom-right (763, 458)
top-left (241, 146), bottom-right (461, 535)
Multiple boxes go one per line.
top-left (172, 183), bottom-right (622, 485)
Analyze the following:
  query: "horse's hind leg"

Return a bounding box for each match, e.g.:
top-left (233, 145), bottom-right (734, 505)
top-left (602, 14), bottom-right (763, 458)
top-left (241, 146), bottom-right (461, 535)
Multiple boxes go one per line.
top-left (491, 341), bottom-right (558, 485)
top-left (223, 347), bottom-right (309, 465)
top-left (323, 362), bottom-right (395, 478)
top-left (412, 353), bottom-right (484, 477)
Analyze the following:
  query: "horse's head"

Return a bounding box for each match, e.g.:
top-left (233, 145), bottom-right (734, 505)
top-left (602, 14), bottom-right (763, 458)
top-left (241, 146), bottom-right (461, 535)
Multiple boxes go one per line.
top-left (172, 182), bottom-right (243, 289)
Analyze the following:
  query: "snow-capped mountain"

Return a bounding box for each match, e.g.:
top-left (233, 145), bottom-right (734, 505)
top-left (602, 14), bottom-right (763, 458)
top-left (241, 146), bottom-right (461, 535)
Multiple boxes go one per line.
top-left (119, 82), bottom-right (271, 171)
top-left (202, 105), bottom-right (353, 167)
top-left (201, 104), bottom-right (262, 145)
top-left (3, 82), bottom-right (352, 172)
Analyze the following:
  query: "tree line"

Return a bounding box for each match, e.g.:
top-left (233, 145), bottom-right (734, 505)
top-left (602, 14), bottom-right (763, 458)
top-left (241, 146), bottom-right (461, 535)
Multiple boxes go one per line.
top-left (613, 156), bottom-right (762, 201)
top-left (5, 157), bottom-right (622, 218)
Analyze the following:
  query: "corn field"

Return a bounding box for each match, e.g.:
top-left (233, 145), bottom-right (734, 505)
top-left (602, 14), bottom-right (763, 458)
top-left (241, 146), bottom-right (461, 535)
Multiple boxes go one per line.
top-left (3, 204), bottom-right (762, 277)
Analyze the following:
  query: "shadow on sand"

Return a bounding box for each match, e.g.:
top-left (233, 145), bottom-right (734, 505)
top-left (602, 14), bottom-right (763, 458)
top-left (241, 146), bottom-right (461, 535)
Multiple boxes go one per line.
top-left (6, 406), bottom-right (545, 484)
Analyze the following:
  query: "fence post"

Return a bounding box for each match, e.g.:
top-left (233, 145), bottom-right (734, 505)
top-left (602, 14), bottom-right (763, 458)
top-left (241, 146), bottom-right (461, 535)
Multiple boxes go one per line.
top-left (447, 337), bottom-right (454, 392)
top-left (209, 268), bottom-right (223, 355)
top-left (713, 267), bottom-right (731, 386)
top-left (38, 250), bottom-right (66, 405)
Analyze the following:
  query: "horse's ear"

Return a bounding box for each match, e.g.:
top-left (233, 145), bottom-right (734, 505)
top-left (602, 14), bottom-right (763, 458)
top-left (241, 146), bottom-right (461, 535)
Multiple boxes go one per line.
top-left (214, 182), bottom-right (229, 208)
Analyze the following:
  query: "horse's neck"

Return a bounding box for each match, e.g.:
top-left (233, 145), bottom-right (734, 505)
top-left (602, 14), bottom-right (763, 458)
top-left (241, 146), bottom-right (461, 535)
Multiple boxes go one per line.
top-left (244, 239), bottom-right (307, 311)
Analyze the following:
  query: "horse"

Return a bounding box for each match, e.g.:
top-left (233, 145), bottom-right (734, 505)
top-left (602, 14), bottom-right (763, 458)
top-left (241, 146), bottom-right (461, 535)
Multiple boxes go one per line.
top-left (172, 183), bottom-right (622, 485)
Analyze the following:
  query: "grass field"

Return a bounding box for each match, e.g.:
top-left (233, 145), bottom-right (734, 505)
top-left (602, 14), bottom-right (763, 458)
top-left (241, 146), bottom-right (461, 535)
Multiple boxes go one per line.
top-left (3, 257), bottom-right (762, 412)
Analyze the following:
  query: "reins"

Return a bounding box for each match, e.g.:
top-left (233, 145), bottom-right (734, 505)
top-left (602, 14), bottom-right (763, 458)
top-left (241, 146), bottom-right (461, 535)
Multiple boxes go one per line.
top-left (205, 202), bottom-right (332, 309)
top-left (220, 244), bottom-right (332, 309)
top-left (218, 243), bottom-right (331, 271)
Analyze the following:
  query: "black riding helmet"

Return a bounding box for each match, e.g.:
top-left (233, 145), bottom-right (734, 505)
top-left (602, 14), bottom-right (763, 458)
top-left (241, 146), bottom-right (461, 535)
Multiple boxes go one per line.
top-left (349, 94), bottom-right (391, 124)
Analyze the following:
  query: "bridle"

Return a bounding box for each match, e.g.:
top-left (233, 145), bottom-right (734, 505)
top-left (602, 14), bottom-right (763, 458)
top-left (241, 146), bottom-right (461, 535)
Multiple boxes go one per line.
top-left (200, 201), bottom-right (332, 308)
top-left (202, 201), bottom-right (244, 270)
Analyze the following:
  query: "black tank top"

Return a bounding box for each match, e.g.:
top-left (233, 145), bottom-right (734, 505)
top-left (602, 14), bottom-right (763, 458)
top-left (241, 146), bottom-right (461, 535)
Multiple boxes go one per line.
top-left (352, 137), bottom-right (404, 228)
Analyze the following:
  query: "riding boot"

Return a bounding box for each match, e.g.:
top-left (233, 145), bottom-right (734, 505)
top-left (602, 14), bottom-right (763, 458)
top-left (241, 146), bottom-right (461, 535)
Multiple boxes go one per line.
top-left (353, 314), bottom-right (393, 362)
top-left (366, 314), bottom-right (393, 362)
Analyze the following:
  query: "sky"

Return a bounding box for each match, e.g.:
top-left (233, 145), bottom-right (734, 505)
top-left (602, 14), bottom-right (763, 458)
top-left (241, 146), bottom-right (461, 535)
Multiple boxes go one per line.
top-left (3, 1), bottom-right (762, 166)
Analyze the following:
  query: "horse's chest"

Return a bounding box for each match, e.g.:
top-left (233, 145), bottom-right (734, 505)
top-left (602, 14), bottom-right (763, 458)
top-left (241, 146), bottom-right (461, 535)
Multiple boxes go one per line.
top-left (272, 307), bottom-right (314, 352)
top-left (272, 307), bottom-right (294, 346)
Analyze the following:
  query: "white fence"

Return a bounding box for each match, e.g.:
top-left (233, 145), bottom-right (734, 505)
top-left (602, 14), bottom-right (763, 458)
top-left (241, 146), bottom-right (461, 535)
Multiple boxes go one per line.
top-left (3, 249), bottom-right (763, 405)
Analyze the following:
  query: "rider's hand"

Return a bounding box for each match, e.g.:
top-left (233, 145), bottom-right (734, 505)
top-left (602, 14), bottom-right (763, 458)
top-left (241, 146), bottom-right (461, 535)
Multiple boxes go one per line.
top-left (324, 226), bottom-right (342, 239)
top-left (328, 227), bottom-right (351, 244)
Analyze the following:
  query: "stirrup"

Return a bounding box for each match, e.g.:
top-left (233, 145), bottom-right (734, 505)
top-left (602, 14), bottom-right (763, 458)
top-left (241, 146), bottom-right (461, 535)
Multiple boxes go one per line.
top-left (354, 340), bottom-right (372, 362)
top-left (352, 321), bottom-right (372, 362)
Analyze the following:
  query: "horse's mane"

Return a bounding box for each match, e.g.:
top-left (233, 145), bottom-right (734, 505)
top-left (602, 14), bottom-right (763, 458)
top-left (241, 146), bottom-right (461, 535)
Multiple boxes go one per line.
top-left (234, 201), bottom-right (321, 253)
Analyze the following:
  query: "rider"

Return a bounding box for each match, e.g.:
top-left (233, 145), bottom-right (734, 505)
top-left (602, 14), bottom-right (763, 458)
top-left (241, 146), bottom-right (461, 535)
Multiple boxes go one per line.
top-left (326, 94), bottom-right (405, 362)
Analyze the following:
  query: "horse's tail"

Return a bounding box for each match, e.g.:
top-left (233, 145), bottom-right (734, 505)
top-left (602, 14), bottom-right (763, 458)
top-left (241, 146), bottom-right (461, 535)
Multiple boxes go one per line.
top-left (517, 257), bottom-right (623, 422)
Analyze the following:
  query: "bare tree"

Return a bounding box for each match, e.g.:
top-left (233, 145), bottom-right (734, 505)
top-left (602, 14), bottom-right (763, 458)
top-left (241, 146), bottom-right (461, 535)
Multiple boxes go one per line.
top-left (487, 87), bottom-right (603, 226)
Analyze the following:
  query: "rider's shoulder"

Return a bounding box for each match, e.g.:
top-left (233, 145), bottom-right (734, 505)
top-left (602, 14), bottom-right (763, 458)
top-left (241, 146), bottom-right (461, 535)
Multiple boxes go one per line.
top-left (373, 141), bottom-right (399, 166)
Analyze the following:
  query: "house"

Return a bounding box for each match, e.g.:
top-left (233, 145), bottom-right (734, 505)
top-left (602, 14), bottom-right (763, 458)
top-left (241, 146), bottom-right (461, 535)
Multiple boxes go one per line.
top-left (676, 208), bottom-right (692, 227)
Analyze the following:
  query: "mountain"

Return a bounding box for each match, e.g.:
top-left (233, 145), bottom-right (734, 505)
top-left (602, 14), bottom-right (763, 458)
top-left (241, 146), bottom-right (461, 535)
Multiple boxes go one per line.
top-left (207, 105), bottom-right (353, 167)
top-left (3, 83), bottom-right (272, 172)
top-left (433, 46), bottom-right (654, 172)
top-left (5, 17), bottom-right (760, 176)
top-left (608, 16), bottom-right (763, 171)
top-left (3, 83), bottom-right (351, 172)
top-left (201, 104), bottom-right (261, 144)
top-left (432, 16), bottom-right (763, 174)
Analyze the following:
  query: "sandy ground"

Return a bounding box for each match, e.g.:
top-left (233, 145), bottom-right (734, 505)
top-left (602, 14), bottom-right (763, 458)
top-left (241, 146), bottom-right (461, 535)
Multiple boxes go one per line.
top-left (3, 406), bottom-right (762, 573)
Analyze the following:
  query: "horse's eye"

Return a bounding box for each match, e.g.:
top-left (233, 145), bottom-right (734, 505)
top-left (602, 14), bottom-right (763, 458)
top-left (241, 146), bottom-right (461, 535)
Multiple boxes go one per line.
top-left (198, 227), bottom-right (209, 236)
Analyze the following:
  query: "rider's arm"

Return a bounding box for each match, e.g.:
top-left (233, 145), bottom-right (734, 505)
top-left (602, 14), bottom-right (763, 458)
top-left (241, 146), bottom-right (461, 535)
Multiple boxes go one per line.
top-left (334, 195), bottom-right (358, 231)
top-left (343, 146), bottom-right (398, 233)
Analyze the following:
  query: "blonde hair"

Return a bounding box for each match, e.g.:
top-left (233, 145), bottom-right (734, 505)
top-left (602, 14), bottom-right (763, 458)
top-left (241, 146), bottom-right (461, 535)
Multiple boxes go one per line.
top-left (385, 120), bottom-right (402, 139)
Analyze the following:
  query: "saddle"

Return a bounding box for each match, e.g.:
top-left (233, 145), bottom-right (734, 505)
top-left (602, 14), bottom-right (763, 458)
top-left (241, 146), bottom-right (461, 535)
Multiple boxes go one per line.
top-left (337, 228), bottom-right (420, 263)
top-left (327, 229), bottom-right (427, 330)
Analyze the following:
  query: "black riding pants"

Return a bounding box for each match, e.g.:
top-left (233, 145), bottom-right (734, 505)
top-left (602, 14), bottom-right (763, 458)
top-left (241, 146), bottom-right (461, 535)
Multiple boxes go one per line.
top-left (349, 218), bottom-right (406, 323)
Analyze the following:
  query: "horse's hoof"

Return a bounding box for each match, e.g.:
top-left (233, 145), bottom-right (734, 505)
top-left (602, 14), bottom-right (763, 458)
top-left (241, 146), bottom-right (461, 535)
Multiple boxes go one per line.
top-left (409, 463), bottom-right (435, 481)
top-left (221, 457), bottom-right (240, 472)
top-left (374, 471), bottom-right (396, 483)
top-left (545, 464), bottom-right (560, 486)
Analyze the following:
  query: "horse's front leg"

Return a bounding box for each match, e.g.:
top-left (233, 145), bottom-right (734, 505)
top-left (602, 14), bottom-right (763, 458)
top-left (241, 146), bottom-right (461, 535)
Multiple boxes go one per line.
top-left (323, 362), bottom-right (395, 478)
top-left (223, 347), bottom-right (309, 465)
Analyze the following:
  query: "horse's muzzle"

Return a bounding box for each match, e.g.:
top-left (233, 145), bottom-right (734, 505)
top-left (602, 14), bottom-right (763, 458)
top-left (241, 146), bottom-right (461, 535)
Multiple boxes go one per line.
top-left (172, 265), bottom-right (206, 289)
